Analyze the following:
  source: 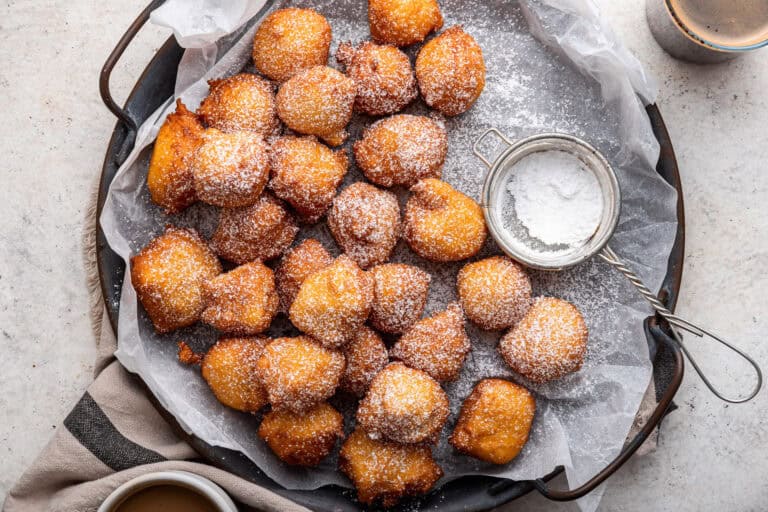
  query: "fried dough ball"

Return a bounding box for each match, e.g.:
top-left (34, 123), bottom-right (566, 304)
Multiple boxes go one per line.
top-left (256, 336), bottom-right (345, 413)
top-left (340, 327), bottom-right (389, 397)
top-left (369, 263), bottom-right (431, 334)
top-left (201, 262), bottom-right (278, 335)
top-left (415, 26), bottom-right (486, 116)
top-left (327, 183), bottom-right (401, 269)
top-left (191, 129), bottom-right (270, 208)
top-left (200, 337), bottom-right (269, 413)
top-left (339, 428), bottom-right (443, 507)
top-left (197, 73), bottom-right (278, 135)
top-left (269, 136), bottom-right (349, 223)
top-left (499, 297), bottom-right (588, 383)
top-left (357, 362), bottom-right (449, 444)
top-left (276, 66), bottom-right (356, 146)
top-left (274, 239), bottom-right (333, 313)
top-left (211, 193), bottom-right (298, 264)
top-left (404, 179), bottom-right (487, 262)
top-left (368, 0), bottom-right (443, 47)
top-left (289, 255), bottom-right (374, 349)
top-left (252, 8), bottom-right (332, 83)
top-left (353, 115), bottom-right (447, 188)
top-left (147, 100), bottom-right (204, 214)
top-left (131, 227), bottom-right (221, 333)
top-left (258, 402), bottom-right (343, 466)
top-left (457, 256), bottom-right (533, 331)
top-left (449, 379), bottom-right (535, 464)
top-left (390, 303), bottom-right (470, 382)
top-left (336, 41), bottom-right (417, 116)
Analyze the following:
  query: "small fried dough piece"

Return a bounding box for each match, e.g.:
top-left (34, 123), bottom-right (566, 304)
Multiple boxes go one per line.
top-left (353, 114), bottom-right (447, 188)
top-left (327, 183), bottom-right (401, 269)
top-left (289, 255), bottom-right (374, 349)
top-left (457, 256), bottom-right (532, 331)
top-left (200, 337), bottom-right (269, 413)
top-left (211, 193), bottom-right (298, 264)
top-left (191, 129), bottom-right (270, 208)
top-left (336, 41), bottom-right (417, 116)
top-left (339, 428), bottom-right (443, 507)
top-left (256, 336), bottom-right (345, 413)
top-left (252, 8), bottom-right (332, 83)
top-left (449, 379), bottom-right (535, 464)
top-left (369, 263), bottom-right (431, 334)
top-left (269, 136), bottom-right (348, 223)
top-left (197, 73), bottom-right (278, 135)
top-left (404, 178), bottom-right (487, 262)
top-left (274, 238), bottom-right (333, 313)
top-left (340, 327), bottom-right (389, 397)
top-left (147, 100), bottom-right (204, 214)
top-left (390, 303), bottom-right (470, 382)
top-left (368, 0), bottom-right (443, 47)
top-left (499, 297), bottom-right (588, 383)
top-left (416, 26), bottom-right (486, 116)
top-left (259, 402), bottom-right (343, 466)
top-left (357, 362), bottom-right (449, 444)
top-left (276, 66), bottom-right (356, 146)
top-left (131, 227), bottom-right (221, 333)
top-left (201, 262), bottom-right (278, 335)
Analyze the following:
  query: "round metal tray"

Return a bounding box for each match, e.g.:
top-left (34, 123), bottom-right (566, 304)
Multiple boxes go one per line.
top-left (96, 2), bottom-right (686, 510)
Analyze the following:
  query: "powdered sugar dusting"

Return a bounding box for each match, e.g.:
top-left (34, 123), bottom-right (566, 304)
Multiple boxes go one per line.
top-left (103, 0), bottom-right (678, 498)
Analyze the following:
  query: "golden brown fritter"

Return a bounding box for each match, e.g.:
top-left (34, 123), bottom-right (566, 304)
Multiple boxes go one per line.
top-left (339, 428), bottom-right (443, 507)
top-left (211, 193), bottom-right (298, 264)
top-left (201, 261), bottom-right (279, 335)
top-left (276, 66), bottom-right (356, 146)
top-left (368, 0), bottom-right (443, 47)
top-left (449, 378), bottom-right (535, 464)
top-left (340, 326), bottom-right (389, 397)
top-left (274, 238), bottom-right (333, 313)
top-left (269, 136), bottom-right (348, 223)
top-left (369, 263), bottom-right (431, 334)
top-left (131, 227), bottom-right (222, 333)
top-left (289, 255), bottom-right (374, 349)
top-left (197, 73), bottom-right (279, 135)
top-left (252, 8), bottom-right (332, 83)
top-left (191, 129), bottom-right (270, 208)
top-left (336, 41), bottom-right (417, 116)
top-left (499, 297), bottom-right (588, 383)
top-left (415, 26), bottom-right (485, 116)
top-left (404, 178), bottom-right (487, 262)
top-left (200, 337), bottom-right (269, 413)
top-left (390, 302), bottom-right (470, 382)
top-left (353, 114), bottom-right (447, 188)
top-left (327, 182), bottom-right (401, 269)
top-left (457, 256), bottom-right (532, 331)
top-left (357, 362), bottom-right (449, 444)
top-left (256, 336), bottom-right (345, 413)
top-left (147, 100), bottom-right (204, 214)
top-left (258, 402), bottom-right (344, 466)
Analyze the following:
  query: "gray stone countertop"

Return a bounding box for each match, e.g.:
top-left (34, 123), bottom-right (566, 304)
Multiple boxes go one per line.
top-left (0, 1), bottom-right (765, 510)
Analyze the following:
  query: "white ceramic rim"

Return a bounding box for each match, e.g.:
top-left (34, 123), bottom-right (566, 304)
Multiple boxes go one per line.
top-left (97, 470), bottom-right (238, 512)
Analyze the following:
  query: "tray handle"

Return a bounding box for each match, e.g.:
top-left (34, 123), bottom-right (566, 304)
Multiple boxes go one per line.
top-left (100, 0), bottom-right (166, 133)
top-left (532, 318), bottom-right (684, 501)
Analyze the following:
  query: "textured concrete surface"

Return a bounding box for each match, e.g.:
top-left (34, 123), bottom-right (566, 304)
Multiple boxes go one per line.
top-left (0, 1), bottom-right (766, 510)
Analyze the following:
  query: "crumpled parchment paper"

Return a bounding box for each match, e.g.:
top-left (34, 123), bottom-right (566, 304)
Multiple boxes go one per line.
top-left (100, 1), bottom-right (678, 511)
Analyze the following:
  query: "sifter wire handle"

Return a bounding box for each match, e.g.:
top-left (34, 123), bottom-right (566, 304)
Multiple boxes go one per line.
top-left (472, 128), bottom-right (515, 168)
top-left (599, 245), bottom-right (762, 403)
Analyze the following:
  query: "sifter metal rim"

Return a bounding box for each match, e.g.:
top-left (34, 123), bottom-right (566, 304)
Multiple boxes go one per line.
top-left (478, 132), bottom-right (622, 271)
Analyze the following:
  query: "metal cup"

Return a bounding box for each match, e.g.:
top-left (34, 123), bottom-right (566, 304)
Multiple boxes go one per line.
top-left (646, 0), bottom-right (768, 63)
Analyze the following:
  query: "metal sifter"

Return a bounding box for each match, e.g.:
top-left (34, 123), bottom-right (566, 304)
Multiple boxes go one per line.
top-left (473, 128), bottom-right (762, 403)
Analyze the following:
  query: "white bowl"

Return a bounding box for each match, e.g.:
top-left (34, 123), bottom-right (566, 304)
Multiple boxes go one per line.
top-left (97, 470), bottom-right (238, 512)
